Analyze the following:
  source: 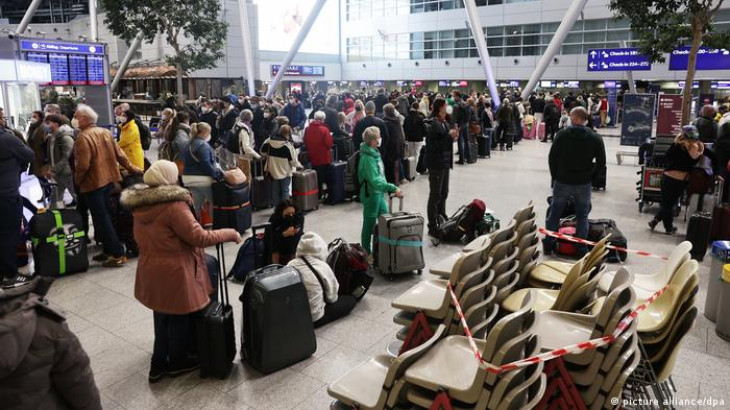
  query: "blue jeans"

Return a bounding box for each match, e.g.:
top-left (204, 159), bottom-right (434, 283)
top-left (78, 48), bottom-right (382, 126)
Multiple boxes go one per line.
top-left (544, 182), bottom-right (592, 252)
top-left (83, 183), bottom-right (124, 257)
top-left (457, 126), bottom-right (470, 162)
top-left (271, 176), bottom-right (292, 208)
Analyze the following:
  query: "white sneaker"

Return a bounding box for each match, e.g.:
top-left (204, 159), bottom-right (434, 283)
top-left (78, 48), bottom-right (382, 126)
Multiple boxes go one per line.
top-left (400, 178), bottom-right (410, 185)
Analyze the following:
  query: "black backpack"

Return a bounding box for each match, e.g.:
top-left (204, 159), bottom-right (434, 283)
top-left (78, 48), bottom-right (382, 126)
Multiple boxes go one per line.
top-left (225, 124), bottom-right (243, 154)
top-left (135, 118), bottom-right (152, 150)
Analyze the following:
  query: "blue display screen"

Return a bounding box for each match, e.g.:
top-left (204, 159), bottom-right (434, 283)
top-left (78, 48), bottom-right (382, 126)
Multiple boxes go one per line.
top-left (270, 65), bottom-right (325, 77)
top-left (669, 47), bottom-right (730, 71)
top-left (69, 54), bottom-right (87, 85)
top-left (587, 48), bottom-right (651, 72)
top-left (48, 53), bottom-right (69, 85)
top-left (87, 56), bottom-right (105, 85)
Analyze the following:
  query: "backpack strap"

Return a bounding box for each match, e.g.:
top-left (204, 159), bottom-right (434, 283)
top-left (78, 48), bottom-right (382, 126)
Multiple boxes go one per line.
top-left (302, 256), bottom-right (332, 304)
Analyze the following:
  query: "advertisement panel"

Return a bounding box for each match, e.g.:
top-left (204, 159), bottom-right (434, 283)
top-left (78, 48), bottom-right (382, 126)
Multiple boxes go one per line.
top-left (656, 95), bottom-right (683, 137)
top-left (621, 94), bottom-right (656, 146)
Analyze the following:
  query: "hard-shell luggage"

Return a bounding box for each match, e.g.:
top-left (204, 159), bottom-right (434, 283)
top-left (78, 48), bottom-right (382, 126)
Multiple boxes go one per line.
top-left (29, 209), bottom-right (88, 277)
top-left (404, 156), bottom-right (417, 181)
top-left (374, 195), bottom-right (425, 276)
top-left (711, 204), bottom-right (730, 241)
top-left (197, 245), bottom-right (236, 379)
top-left (328, 159), bottom-right (347, 205)
top-left (466, 141), bottom-right (478, 164)
top-left (292, 169), bottom-right (319, 212)
top-left (687, 212), bottom-right (712, 261)
top-left (536, 123), bottom-right (545, 140)
top-left (240, 264), bottom-right (317, 373)
top-left (523, 124), bottom-right (536, 140)
top-left (478, 131), bottom-right (491, 159)
top-left (588, 219), bottom-right (628, 263)
top-left (212, 181), bottom-right (252, 233)
top-left (252, 159), bottom-right (272, 210)
top-left (416, 145), bottom-right (428, 174)
top-left (592, 165), bottom-right (607, 191)
top-left (592, 115), bottom-right (602, 129)
top-left (228, 223), bottom-right (270, 281)
top-left (334, 137), bottom-right (354, 161)
top-left (555, 226), bottom-right (578, 256)
top-left (326, 238), bottom-right (373, 300)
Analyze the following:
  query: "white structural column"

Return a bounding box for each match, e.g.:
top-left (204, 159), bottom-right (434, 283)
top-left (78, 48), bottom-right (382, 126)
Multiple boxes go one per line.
top-left (463, 0), bottom-right (500, 109)
top-left (89, 0), bottom-right (98, 41)
top-left (237, 0), bottom-right (257, 96)
top-left (111, 33), bottom-right (144, 91)
top-left (621, 40), bottom-right (637, 93)
top-left (521, 0), bottom-right (589, 100)
top-left (15, 0), bottom-right (43, 36)
top-left (265, 0), bottom-right (328, 99)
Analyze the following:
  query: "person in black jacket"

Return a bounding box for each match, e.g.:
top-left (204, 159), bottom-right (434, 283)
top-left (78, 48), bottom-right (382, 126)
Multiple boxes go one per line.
top-left (383, 104), bottom-right (406, 185)
top-left (425, 98), bottom-right (459, 236)
top-left (268, 199), bottom-right (305, 265)
top-left (451, 91), bottom-right (474, 164)
top-left (198, 99), bottom-right (219, 147)
top-left (373, 89), bottom-right (389, 118)
top-left (544, 107), bottom-right (606, 255)
top-left (695, 105), bottom-right (718, 143)
top-left (248, 96), bottom-right (265, 150)
top-left (404, 102), bottom-right (426, 165)
top-left (217, 96), bottom-right (240, 144)
top-left (494, 99), bottom-right (513, 150)
top-left (542, 99), bottom-right (560, 143)
top-left (353, 101), bottom-right (389, 149)
top-left (322, 95), bottom-right (352, 159)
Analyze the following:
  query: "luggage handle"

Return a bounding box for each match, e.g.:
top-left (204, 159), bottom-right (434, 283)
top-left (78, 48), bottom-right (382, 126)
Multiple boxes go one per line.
top-left (251, 223), bottom-right (271, 269)
top-left (216, 243), bottom-right (230, 306)
top-left (388, 194), bottom-right (404, 212)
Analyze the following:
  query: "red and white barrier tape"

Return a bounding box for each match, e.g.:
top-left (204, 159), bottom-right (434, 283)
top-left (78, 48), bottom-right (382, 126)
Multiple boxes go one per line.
top-left (538, 228), bottom-right (668, 261)
top-left (447, 281), bottom-right (669, 375)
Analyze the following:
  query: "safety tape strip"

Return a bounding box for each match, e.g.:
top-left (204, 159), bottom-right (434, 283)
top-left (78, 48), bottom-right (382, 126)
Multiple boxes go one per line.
top-left (213, 201), bottom-right (251, 211)
top-left (539, 228), bottom-right (668, 260)
top-left (377, 236), bottom-right (424, 247)
top-left (447, 279), bottom-right (669, 374)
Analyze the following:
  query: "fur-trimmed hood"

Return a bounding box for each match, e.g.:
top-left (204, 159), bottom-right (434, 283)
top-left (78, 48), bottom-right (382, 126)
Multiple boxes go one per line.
top-left (121, 184), bottom-right (192, 211)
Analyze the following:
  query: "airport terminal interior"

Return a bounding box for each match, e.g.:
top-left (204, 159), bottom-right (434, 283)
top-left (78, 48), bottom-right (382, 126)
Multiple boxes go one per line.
top-left (2, 0), bottom-right (730, 409)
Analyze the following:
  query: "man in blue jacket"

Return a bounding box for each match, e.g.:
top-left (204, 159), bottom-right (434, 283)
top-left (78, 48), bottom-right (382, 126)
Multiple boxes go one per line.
top-left (0, 108), bottom-right (34, 282)
top-left (282, 96), bottom-right (307, 132)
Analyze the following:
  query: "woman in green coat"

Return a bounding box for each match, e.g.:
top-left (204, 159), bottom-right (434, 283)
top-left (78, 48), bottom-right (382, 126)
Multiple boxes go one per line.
top-left (358, 126), bottom-right (402, 257)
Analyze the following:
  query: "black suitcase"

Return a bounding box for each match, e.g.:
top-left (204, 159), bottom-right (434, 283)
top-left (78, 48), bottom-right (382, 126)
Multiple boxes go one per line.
top-left (686, 212), bottom-right (712, 261)
top-left (29, 209), bottom-right (89, 277)
top-left (212, 181), bottom-right (252, 233)
top-left (466, 141), bottom-right (478, 164)
top-left (416, 145), bottom-right (428, 174)
top-left (252, 159), bottom-right (272, 210)
top-left (478, 132), bottom-right (491, 158)
top-left (328, 160), bottom-right (347, 205)
top-left (592, 165), bottom-right (607, 190)
top-left (240, 264), bottom-right (316, 374)
top-left (197, 244), bottom-right (236, 379)
top-left (588, 219), bottom-right (627, 263)
top-left (404, 156), bottom-right (417, 181)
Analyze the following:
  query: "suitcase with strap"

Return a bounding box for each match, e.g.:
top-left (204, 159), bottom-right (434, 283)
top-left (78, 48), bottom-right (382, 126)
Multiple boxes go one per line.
top-left (292, 169), bottom-right (319, 212)
top-left (212, 181), bottom-right (252, 233)
top-left (374, 195), bottom-right (425, 276)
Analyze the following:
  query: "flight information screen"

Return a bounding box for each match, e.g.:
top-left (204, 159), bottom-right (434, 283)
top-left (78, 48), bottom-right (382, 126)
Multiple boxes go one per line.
top-left (21, 39), bottom-right (106, 86)
top-left (69, 54), bottom-right (88, 85)
top-left (48, 53), bottom-right (70, 85)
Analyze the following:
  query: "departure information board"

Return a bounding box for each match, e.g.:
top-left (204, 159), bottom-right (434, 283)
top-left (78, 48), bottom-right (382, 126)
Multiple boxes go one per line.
top-left (69, 54), bottom-right (87, 85)
top-left (49, 53), bottom-right (70, 85)
top-left (21, 39), bottom-right (106, 86)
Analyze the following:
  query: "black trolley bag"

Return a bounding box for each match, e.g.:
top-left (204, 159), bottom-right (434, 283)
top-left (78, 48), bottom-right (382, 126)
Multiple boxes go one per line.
top-left (29, 188), bottom-right (88, 277)
top-left (686, 212), bottom-right (713, 262)
top-left (240, 264), bottom-right (317, 373)
top-left (252, 158), bottom-right (273, 210)
top-left (328, 146), bottom-right (348, 205)
top-left (197, 244), bottom-right (236, 379)
top-left (212, 181), bottom-right (252, 233)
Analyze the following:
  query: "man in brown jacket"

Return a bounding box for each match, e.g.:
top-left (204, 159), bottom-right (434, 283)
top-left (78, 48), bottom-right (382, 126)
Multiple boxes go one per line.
top-left (0, 277), bottom-right (102, 409)
top-left (73, 104), bottom-right (142, 267)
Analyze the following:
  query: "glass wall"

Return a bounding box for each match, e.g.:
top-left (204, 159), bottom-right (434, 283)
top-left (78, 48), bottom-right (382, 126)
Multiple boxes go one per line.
top-left (346, 0), bottom-right (537, 21)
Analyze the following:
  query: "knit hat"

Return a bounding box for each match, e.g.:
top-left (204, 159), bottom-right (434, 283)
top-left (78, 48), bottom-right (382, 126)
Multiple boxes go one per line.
top-left (144, 160), bottom-right (178, 187)
top-left (682, 124), bottom-right (699, 140)
top-left (295, 232), bottom-right (328, 262)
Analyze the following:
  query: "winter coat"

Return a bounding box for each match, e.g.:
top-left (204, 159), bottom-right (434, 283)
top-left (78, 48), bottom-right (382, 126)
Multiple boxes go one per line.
top-left (383, 116), bottom-right (405, 161)
top-left (353, 115), bottom-right (389, 149)
top-left (323, 106), bottom-right (349, 139)
top-left (0, 277), bottom-right (101, 410)
top-left (261, 136), bottom-right (300, 180)
top-left (198, 111), bottom-right (219, 146)
top-left (374, 94), bottom-right (389, 116)
top-left (287, 233), bottom-right (339, 321)
top-left (695, 115), bottom-right (718, 143)
top-left (0, 128), bottom-right (34, 197)
top-left (358, 143), bottom-right (398, 217)
top-left (28, 122), bottom-right (48, 176)
top-left (73, 126), bottom-right (136, 193)
top-left (218, 106), bottom-right (239, 137)
top-left (404, 109), bottom-right (426, 142)
top-left (182, 138), bottom-right (224, 181)
top-left (171, 124), bottom-right (191, 162)
top-left (236, 121), bottom-right (262, 161)
top-left (303, 120), bottom-right (333, 166)
top-left (282, 103), bottom-right (307, 129)
top-left (118, 119), bottom-right (145, 170)
top-left (48, 125), bottom-right (75, 179)
top-left (496, 105), bottom-right (513, 124)
top-left (121, 184), bottom-right (238, 314)
top-left (424, 117), bottom-right (453, 170)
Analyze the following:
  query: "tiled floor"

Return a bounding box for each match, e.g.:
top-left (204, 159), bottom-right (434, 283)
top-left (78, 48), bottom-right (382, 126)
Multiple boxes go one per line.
top-left (39, 131), bottom-right (730, 409)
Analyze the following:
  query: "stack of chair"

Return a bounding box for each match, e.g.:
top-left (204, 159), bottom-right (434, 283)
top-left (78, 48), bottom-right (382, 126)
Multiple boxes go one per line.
top-left (531, 269), bottom-right (639, 409)
top-left (397, 294), bottom-right (545, 410)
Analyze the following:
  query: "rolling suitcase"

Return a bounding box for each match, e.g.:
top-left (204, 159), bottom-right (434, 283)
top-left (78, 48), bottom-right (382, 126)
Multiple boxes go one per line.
top-left (466, 141), bottom-right (478, 164)
top-left (374, 195), bottom-right (425, 276)
top-left (328, 154), bottom-right (347, 205)
top-left (240, 264), bottom-right (316, 374)
top-left (416, 145), bottom-right (428, 174)
top-left (592, 165), bottom-right (607, 191)
top-left (212, 181), bottom-right (252, 233)
top-left (687, 212), bottom-right (712, 261)
top-left (252, 159), bottom-right (272, 210)
top-left (404, 156), bottom-right (417, 181)
top-left (536, 122), bottom-right (545, 140)
top-left (29, 208), bottom-right (88, 277)
top-left (197, 244), bottom-right (236, 379)
top-left (292, 169), bottom-right (319, 212)
top-left (477, 131), bottom-right (491, 158)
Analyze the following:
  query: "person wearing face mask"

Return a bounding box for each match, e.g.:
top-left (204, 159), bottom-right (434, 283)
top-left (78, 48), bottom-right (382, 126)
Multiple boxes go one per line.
top-left (217, 95), bottom-right (240, 142)
top-left (281, 96), bottom-right (307, 132)
top-left (197, 101), bottom-right (219, 147)
top-left (27, 111), bottom-right (50, 186)
top-left (42, 115), bottom-right (76, 205)
top-left (358, 126), bottom-right (402, 258)
top-left (352, 101), bottom-right (389, 149)
top-left (156, 108), bottom-right (176, 144)
top-left (424, 98), bottom-right (459, 237)
top-left (233, 109), bottom-right (262, 182)
top-left (261, 106), bottom-right (278, 147)
top-left (117, 110), bottom-right (145, 171)
top-left (267, 199), bottom-right (305, 265)
top-left (182, 122), bottom-right (232, 217)
top-left (248, 96), bottom-right (265, 149)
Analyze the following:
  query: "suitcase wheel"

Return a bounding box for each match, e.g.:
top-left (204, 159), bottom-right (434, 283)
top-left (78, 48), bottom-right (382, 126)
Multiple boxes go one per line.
top-left (417, 269), bottom-right (422, 275)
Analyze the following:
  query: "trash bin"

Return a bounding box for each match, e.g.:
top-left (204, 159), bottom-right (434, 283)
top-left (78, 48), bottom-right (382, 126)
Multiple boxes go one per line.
top-left (705, 241), bottom-right (730, 322)
top-left (715, 265), bottom-right (730, 341)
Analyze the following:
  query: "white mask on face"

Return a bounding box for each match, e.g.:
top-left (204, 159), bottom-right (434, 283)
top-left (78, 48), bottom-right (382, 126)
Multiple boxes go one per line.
top-left (376, 138), bottom-right (382, 147)
top-left (203, 134), bottom-right (211, 142)
top-left (201, 107), bottom-right (211, 114)
top-left (71, 118), bottom-right (80, 129)
top-left (446, 105), bottom-right (453, 115)
top-left (263, 113), bottom-right (270, 119)
top-left (116, 116), bottom-right (126, 124)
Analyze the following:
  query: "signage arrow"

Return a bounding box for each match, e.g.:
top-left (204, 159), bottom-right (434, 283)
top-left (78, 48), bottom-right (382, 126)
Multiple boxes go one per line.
top-left (589, 62), bottom-right (596, 69)
top-left (590, 50), bottom-right (597, 59)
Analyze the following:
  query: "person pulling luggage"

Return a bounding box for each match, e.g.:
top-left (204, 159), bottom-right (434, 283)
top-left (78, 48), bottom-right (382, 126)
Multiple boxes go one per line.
top-left (358, 126), bottom-right (402, 261)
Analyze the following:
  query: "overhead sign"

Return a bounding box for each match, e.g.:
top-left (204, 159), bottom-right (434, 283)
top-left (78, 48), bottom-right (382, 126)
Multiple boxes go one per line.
top-left (620, 93), bottom-right (656, 147)
top-left (669, 47), bottom-right (730, 71)
top-left (540, 81), bottom-right (556, 88)
top-left (562, 81), bottom-right (580, 88)
top-left (0, 59), bottom-right (52, 83)
top-left (270, 65), bottom-right (325, 77)
top-left (717, 81), bottom-right (730, 89)
top-left (587, 48), bottom-right (651, 71)
top-left (19, 39), bottom-right (104, 55)
top-left (656, 95), bottom-right (682, 137)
